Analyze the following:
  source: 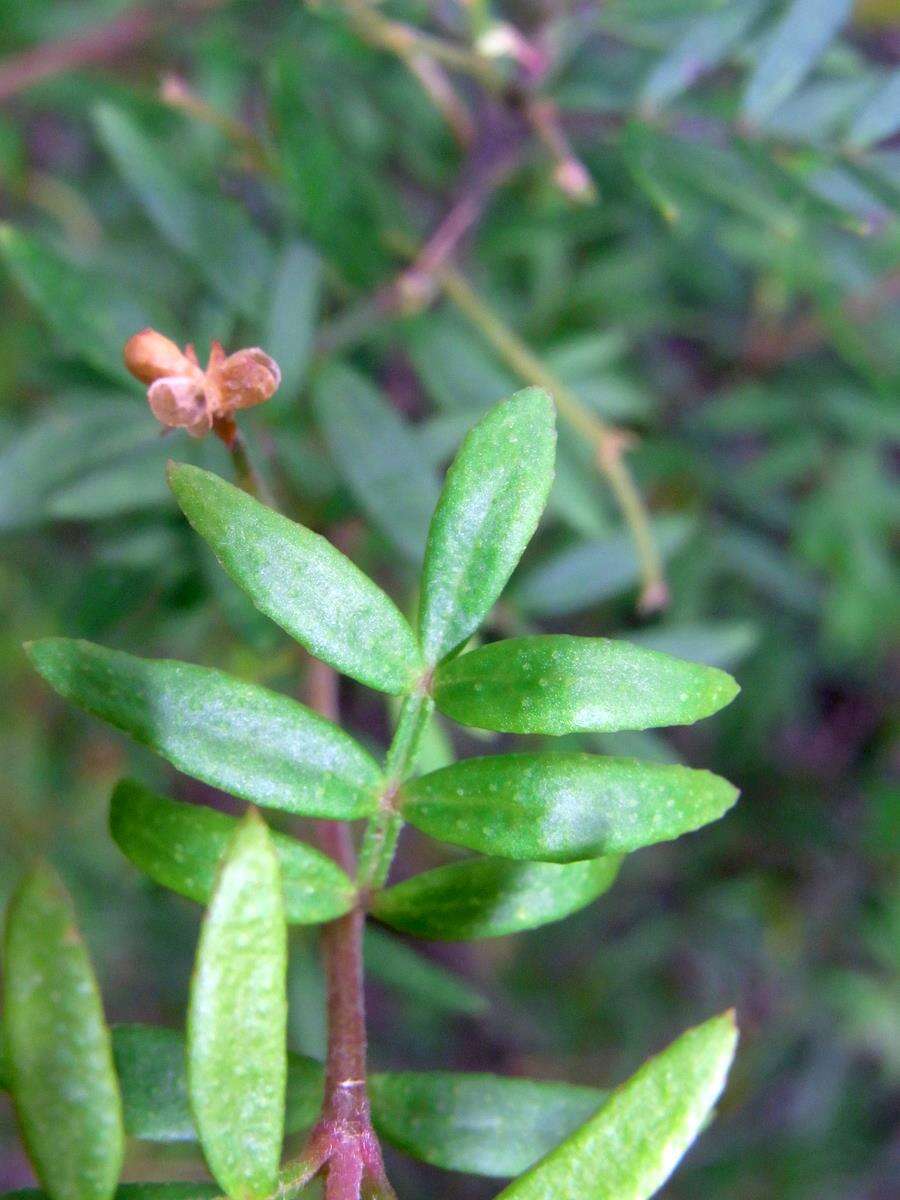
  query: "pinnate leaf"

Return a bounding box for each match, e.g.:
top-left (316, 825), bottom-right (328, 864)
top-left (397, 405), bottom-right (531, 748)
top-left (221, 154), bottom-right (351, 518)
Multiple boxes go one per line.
top-left (3, 865), bottom-right (123, 1200)
top-left (372, 855), bottom-right (621, 940)
top-left (433, 635), bottom-right (739, 735)
top-left (402, 754), bottom-right (738, 862)
top-left (494, 1011), bottom-right (737, 1200)
top-left (168, 463), bottom-right (422, 693)
top-left (27, 639), bottom-right (380, 819)
top-left (368, 1072), bottom-right (607, 1178)
top-left (187, 812), bottom-right (288, 1199)
top-left (110, 780), bottom-right (355, 924)
top-left (418, 388), bottom-right (556, 665)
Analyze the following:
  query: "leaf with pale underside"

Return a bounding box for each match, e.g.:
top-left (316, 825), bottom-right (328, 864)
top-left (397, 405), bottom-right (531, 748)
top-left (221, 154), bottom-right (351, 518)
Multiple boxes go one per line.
top-left (493, 1011), bottom-right (738, 1200)
top-left (371, 856), bottom-right (621, 940)
top-left (187, 812), bottom-right (288, 1200)
top-left (3, 865), bottom-right (123, 1200)
top-left (402, 753), bottom-right (738, 862)
top-left (168, 462), bottom-right (422, 693)
top-left (418, 389), bottom-right (556, 665)
top-left (27, 638), bottom-right (380, 819)
top-left (110, 780), bottom-right (355, 924)
top-left (433, 635), bottom-right (739, 735)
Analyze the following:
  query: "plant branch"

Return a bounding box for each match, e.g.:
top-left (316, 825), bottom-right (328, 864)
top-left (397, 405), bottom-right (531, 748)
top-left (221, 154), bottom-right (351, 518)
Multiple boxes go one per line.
top-left (0, 0), bottom-right (221, 103)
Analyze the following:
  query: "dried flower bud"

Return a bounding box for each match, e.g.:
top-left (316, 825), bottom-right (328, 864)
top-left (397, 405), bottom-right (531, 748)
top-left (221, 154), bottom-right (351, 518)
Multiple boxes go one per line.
top-left (124, 329), bottom-right (197, 385)
top-left (124, 329), bottom-right (281, 440)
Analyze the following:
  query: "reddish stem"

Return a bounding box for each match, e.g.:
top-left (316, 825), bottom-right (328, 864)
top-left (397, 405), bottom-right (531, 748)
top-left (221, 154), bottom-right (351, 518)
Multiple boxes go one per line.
top-left (304, 657), bottom-right (392, 1200)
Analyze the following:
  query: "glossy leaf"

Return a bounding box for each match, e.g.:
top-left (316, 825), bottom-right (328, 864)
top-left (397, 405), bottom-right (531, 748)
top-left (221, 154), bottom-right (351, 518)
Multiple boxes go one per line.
top-left (3, 865), bottom-right (123, 1200)
top-left (168, 463), bottom-right (422, 693)
top-left (313, 361), bottom-right (440, 562)
top-left (371, 856), bottom-right (621, 940)
top-left (0, 225), bottom-right (170, 384)
top-left (187, 812), bottom-right (288, 1199)
top-left (28, 639), bottom-right (380, 819)
top-left (111, 1025), bottom-right (322, 1143)
top-left (418, 388), bottom-right (556, 665)
top-left (494, 1011), bottom-right (738, 1200)
top-left (402, 754), bottom-right (738, 862)
top-left (742, 0), bottom-right (852, 125)
top-left (368, 1072), bottom-right (607, 1178)
top-left (639, 1), bottom-right (766, 111)
top-left (433, 636), bottom-right (739, 735)
top-left (110, 780), bottom-right (355, 924)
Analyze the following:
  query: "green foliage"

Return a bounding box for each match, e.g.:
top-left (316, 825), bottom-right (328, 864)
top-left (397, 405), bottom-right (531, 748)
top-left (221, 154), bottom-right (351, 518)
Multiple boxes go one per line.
top-left (168, 463), bottom-right (423, 694)
top-left (1, 0), bottom-right (896, 1197)
top-left (494, 1012), bottom-right (737, 1200)
top-left (3, 866), bottom-right (123, 1200)
top-left (28, 641), bottom-right (382, 820)
top-left (186, 812), bottom-right (288, 1199)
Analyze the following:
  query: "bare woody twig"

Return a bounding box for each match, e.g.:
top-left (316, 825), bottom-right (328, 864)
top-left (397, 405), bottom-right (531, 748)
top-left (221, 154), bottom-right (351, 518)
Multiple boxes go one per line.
top-left (0, 1), bottom-right (221, 103)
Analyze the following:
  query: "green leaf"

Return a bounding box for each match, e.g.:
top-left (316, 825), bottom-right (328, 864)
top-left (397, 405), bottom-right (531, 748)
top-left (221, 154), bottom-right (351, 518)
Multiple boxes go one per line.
top-left (313, 361), bottom-right (440, 562)
top-left (418, 389), bottom-right (556, 665)
top-left (0, 225), bottom-right (170, 384)
top-left (741, 0), bottom-right (852, 126)
top-left (111, 1025), bottom-right (322, 1144)
top-left (512, 517), bottom-right (693, 617)
top-left (371, 856), bottom-right (621, 940)
top-left (94, 104), bottom-right (271, 318)
top-left (110, 780), bottom-right (355, 924)
top-left (433, 636), bottom-right (739, 735)
top-left (493, 1011), bottom-right (738, 1200)
top-left (3, 865), bottom-right (123, 1200)
top-left (0, 400), bottom-right (157, 533)
top-left (168, 463), bottom-right (422, 694)
top-left (368, 1072), bottom-right (607, 1178)
top-left (264, 241), bottom-right (322, 402)
top-left (846, 71), bottom-right (900, 150)
top-left (2, 1189), bottom-right (220, 1200)
top-left (187, 811), bottom-right (288, 1199)
top-left (402, 754), bottom-right (738, 862)
top-left (639, 1), bottom-right (766, 112)
top-left (28, 639), bottom-right (380, 819)
top-left (363, 927), bottom-right (488, 1014)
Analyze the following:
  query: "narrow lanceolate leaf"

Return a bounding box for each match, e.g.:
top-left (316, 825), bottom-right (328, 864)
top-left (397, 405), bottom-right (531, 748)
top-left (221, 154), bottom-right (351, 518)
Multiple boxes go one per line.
top-left (402, 754), bottom-right (738, 862)
top-left (741, 0), bottom-right (852, 126)
top-left (188, 812), bottom-right (288, 1199)
top-left (639, 1), bottom-right (767, 112)
top-left (3, 865), bottom-right (123, 1200)
top-left (314, 361), bottom-right (440, 563)
top-left (111, 1025), bottom-right (322, 1144)
top-left (372, 856), bottom-right (621, 940)
top-left (168, 463), bottom-right (422, 694)
top-left (368, 1072), bottom-right (607, 1178)
top-left (433, 636), bottom-right (739, 736)
top-left (110, 780), bottom-right (355, 924)
top-left (494, 1011), bottom-right (738, 1200)
top-left (418, 389), bottom-right (556, 665)
top-left (27, 639), bottom-right (380, 819)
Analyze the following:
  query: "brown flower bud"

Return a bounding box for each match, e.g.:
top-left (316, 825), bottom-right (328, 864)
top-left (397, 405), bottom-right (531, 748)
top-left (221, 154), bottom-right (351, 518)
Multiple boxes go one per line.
top-left (124, 328), bottom-right (281, 440)
top-left (124, 329), bottom-right (197, 385)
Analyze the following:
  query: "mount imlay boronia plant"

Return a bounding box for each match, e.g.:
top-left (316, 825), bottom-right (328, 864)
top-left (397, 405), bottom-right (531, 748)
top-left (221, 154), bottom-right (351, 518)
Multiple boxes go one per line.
top-left (4, 334), bottom-right (741, 1200)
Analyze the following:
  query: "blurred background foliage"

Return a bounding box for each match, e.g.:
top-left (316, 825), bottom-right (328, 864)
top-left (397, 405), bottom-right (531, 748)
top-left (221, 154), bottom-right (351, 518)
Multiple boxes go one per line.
top-left (0, 1), bottom-right (897, 1197)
